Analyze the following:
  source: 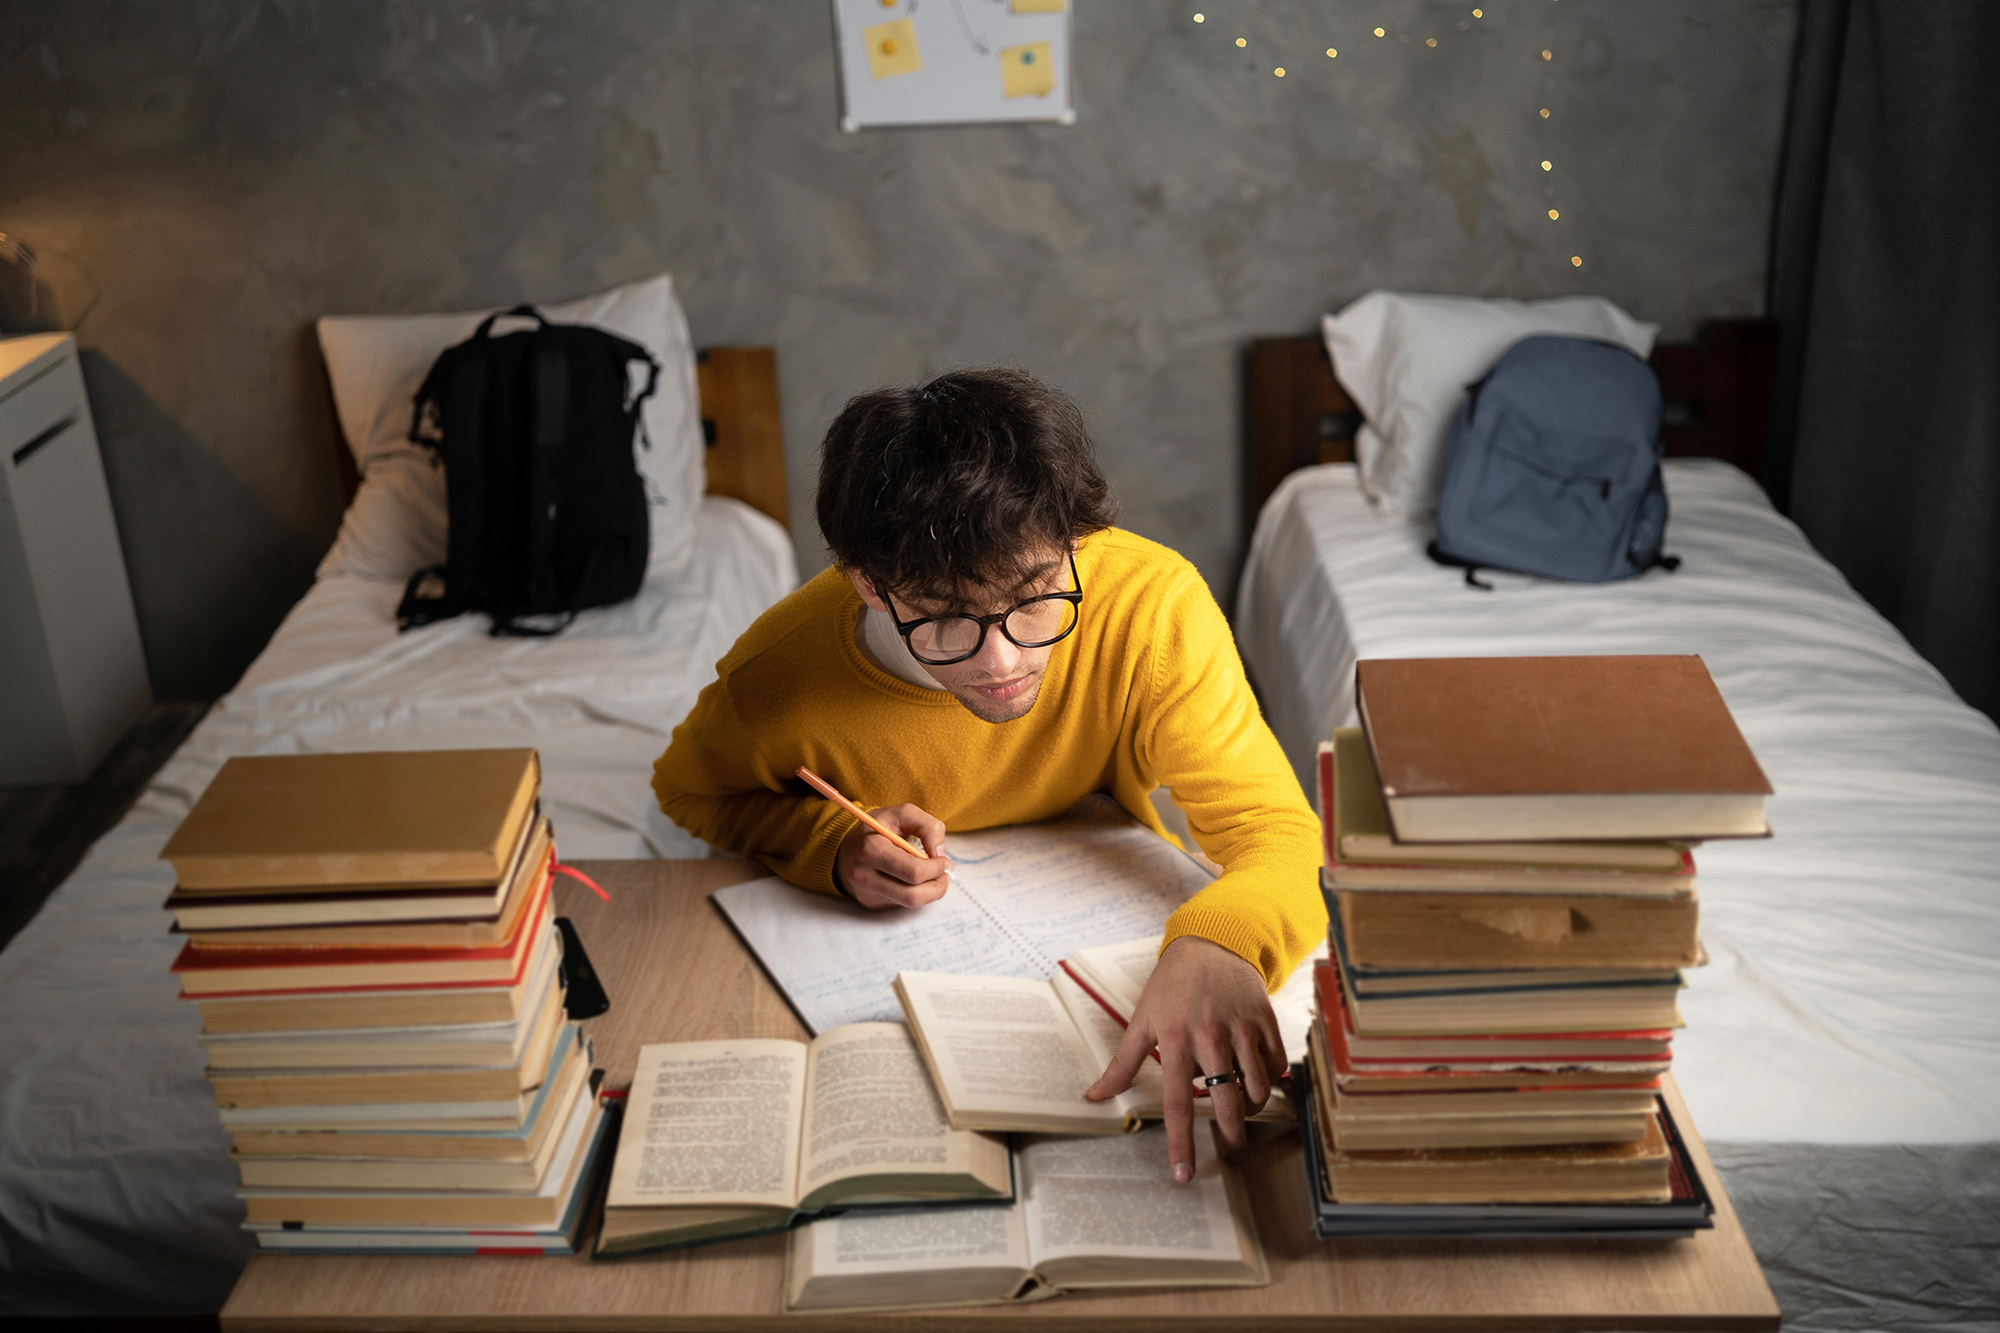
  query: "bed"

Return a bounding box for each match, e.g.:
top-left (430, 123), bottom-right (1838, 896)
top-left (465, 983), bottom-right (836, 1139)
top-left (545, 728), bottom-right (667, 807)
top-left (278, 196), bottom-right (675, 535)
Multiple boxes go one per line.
top-left (1236, 318), bottom-right (2000, 1333)
top-left (0, 285), bottom-right (800, 1315)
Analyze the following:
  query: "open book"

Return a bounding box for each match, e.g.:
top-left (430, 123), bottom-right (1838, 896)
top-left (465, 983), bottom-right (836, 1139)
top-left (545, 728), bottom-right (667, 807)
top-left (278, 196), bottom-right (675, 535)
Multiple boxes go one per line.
top-left (711, 803), bottom-right (1216, 1035)
top-left (895, 965), bottom-right (1300, 1136)
top-left (785, 1124), bottom-right (1265, 1312)
top-left (595, 1023), bottom-right (1012, 1255)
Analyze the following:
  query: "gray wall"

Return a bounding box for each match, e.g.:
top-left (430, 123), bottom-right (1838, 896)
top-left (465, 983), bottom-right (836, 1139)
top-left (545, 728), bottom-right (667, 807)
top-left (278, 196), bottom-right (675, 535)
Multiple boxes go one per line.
top-left (0, 0), bottom-right (1799, 701)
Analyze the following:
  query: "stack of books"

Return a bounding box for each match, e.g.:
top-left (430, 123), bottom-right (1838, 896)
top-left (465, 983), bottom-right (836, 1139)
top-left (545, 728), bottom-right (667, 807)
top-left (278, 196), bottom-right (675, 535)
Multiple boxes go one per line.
top-left (1300, 655), bottom-right (1772, 1238)
top-left (160, 749), bottom-right (611, 1256)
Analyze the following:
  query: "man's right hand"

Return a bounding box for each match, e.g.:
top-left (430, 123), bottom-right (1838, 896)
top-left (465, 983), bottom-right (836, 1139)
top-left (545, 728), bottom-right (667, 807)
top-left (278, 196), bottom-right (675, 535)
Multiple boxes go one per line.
top-left (834, 805), bottom-right (950, 909)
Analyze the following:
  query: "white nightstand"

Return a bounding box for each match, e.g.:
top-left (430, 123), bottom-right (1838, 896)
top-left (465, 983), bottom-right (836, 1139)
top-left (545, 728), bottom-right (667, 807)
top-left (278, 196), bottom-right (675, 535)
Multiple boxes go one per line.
top-left (0, 333), bottom-right (151, 784)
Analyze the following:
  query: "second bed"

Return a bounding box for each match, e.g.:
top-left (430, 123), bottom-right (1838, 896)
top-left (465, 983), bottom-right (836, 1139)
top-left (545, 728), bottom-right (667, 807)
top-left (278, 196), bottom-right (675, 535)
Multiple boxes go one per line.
top-left (1236, 456), bottom-right (2000, 1332)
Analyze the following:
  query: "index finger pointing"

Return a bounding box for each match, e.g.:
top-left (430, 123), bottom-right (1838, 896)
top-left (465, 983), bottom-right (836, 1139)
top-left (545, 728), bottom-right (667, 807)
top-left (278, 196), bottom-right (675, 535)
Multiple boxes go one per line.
top-left (1159, 1042), bottom-right (1197, 1184)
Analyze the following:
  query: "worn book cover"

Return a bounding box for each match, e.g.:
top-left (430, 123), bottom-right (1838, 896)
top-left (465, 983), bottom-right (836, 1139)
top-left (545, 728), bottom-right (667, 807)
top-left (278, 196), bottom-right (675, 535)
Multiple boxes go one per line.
top-left (1319, 732), bottom-right (1693, 882)
top-left (1354, 656), bottom-right (1771, 842)
top-left (162, 749), bottom-right (540, 892)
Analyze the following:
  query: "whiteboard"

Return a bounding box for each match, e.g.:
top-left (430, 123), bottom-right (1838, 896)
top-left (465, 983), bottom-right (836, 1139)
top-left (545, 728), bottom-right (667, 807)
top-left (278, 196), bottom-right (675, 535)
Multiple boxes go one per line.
top-left (832, 0), bottom-right (1075, 131)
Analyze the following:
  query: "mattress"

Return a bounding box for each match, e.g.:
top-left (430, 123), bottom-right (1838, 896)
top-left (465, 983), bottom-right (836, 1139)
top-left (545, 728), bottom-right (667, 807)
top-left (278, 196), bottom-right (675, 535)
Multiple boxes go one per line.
top-left (0, 497), bottom-right (797, 1316)
top-left (1237, 460), bottom-right (2000, 1331)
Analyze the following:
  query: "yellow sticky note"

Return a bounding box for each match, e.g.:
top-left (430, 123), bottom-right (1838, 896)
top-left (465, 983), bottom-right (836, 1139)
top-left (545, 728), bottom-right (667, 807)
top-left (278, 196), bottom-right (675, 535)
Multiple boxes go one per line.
top-left (999, 41), bottom-right (1054, 98)
top-left (864, 18), bottom-right (922, 79)
top-left (1010, 0), bottom-right (1067, 12)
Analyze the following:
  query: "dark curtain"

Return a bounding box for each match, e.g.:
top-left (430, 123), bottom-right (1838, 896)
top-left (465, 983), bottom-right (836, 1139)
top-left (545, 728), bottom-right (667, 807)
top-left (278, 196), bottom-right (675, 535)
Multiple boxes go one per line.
top-left (1765, 0), bottom-right (2000, 719)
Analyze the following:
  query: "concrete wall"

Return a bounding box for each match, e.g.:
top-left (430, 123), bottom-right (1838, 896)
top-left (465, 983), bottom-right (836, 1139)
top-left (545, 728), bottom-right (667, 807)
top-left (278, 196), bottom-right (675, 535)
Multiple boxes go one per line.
top-left (0, 0), bottom-right (1799, 701)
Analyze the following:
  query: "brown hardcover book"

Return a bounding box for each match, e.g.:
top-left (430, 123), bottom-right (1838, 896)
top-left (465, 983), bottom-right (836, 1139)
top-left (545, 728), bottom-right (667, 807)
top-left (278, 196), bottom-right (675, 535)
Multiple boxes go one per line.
top-left (192, 937), bottom-right (552, 1034)
top-left (1355, 656), bottom-right (1771, 842)
top-left (1323, 1114), bottom-right (1673, 1204)
top-left (1337, 889), bottom-right (1700, 971)
top-left (1321, 733), bottom-right (1694, 891)
top-left (1307, 1024), bottom-right (1654, 1151)
top-left (1305, 1046), bottom-right (1672, 1202)
top-left (232, 1071), bottom-right (583, 1191)
top-left (206, 987), bottom-right (564, 1110)
top-left (168, 816), bottom-right (547, 936)
top-left (236, 1094), bottom-right (603, 1228)
top-left (172, 885), bottom-right (551, 998)
top-left (161, 749), bottom-right (540, 893)
top-left (229, 1047), bottom-right (589, 1162)
top-left (179, 821), bottom-right (552, 948)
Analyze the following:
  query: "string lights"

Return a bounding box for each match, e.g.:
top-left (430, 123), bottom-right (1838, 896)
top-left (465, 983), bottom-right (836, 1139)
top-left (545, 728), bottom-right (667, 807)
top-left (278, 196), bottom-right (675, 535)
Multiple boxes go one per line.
top-left (1184, 6), bottom-right (1581, 272)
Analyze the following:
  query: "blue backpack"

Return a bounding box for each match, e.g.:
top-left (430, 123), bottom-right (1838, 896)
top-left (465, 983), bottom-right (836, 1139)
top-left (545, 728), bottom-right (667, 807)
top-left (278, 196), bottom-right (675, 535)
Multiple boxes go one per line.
top-left (1428, 334), bottom-right (1679, 588)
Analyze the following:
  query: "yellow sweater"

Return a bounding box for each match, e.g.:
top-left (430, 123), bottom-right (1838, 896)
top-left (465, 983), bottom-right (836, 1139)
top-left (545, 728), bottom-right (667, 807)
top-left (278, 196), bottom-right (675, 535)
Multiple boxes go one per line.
top-left (651, 529), bottom-right (1325, 989)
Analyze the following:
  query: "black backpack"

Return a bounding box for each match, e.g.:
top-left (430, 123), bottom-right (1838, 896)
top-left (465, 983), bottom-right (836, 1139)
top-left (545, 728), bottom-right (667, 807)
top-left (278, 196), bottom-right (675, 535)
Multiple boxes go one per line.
top-left (1428, 334), bottom-right (1679, 588)
top-left (397, 306), bottom-right (659, 636)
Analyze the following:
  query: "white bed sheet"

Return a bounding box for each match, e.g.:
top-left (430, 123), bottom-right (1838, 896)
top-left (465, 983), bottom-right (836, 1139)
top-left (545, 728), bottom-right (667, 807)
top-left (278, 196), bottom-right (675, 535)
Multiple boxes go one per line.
top-left (1237, 460), bottom-right (2000, 1330)
top-left (0, 497), bottom-right (796, 1315)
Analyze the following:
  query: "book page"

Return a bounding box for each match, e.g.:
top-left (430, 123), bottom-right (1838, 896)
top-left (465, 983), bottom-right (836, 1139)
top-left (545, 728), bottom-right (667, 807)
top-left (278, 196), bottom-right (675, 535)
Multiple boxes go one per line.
top-left (606, 1039), bottom-right (805, 1210)
top-left (1050, 967), bottom-right (1162, 1113)
top-left (1070, 933), bottom-right (1327, 1067)
top-left (1063, 936), bottom-right (1157, 1014)
top-left (1020, 1125), bottom-right (1244, 1264)
top-left (798, 1022), bottom-right (1004, 1199)
top-left (896, 972), bottom-right (1127, 1127)
top-left (803, 1198), bottom-right (1027, 1273)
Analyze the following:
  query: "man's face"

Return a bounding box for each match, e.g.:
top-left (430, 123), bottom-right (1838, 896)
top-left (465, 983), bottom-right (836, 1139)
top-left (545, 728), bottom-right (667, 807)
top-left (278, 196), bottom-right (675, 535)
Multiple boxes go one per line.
top-left (849, 547), bottom-right (1073, 724)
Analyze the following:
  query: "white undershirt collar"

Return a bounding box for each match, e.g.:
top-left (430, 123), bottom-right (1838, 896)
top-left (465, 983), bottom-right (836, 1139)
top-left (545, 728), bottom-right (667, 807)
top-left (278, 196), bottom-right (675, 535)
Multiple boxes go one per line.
top-left (860, 607), bottom-right (950, 691)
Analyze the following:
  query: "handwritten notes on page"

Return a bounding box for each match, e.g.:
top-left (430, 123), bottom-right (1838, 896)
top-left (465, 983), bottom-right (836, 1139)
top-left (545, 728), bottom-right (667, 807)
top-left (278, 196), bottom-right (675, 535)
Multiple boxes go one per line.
top-left (711, 809), bottom-right (1214, 1035)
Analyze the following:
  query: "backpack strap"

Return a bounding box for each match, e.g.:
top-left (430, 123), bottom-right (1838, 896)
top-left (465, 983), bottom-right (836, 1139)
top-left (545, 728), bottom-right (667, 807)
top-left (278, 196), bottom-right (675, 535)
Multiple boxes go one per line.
top-left (470, 304), bottom-right (547, 340)
top-left (1425, 539), bottom-right (1495, 591)
top-left (523, 339), bottom-right (569, 613)
top-left (490, 542), bottom-right (601, 638)
top-left (396, 564), bottom-right (465, 629)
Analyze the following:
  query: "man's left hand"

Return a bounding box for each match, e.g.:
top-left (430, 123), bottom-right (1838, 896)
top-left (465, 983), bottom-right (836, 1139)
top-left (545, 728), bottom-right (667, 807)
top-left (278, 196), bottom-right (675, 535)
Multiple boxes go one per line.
top-left (1083, 936), bottom-right (1287, 1182)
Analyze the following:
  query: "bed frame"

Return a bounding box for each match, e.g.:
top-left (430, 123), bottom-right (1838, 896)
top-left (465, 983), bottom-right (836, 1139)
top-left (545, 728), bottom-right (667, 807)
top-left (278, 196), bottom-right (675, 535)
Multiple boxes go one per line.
top-left (329, 345), bottom-right (791, 531)
top-left (1244, 320), bottom-right (1776, 525)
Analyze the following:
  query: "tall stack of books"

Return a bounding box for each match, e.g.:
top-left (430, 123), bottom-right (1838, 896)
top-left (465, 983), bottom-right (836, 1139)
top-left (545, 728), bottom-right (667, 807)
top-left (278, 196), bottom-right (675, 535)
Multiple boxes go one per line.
top-left (1300, 655), bottom-right (1772, 1238)
top-left (161, 749), bottom-right (611, 1256)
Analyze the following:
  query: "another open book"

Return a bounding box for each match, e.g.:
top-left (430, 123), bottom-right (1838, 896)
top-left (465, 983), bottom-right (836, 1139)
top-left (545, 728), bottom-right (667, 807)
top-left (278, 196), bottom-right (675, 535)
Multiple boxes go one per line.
top-left (595, 1023), bottom-right (1011, 1256)
top-left (895, 954), bottom-right (1309, 1136)
top-left (785, 1124), bottom-right (1266, 1313)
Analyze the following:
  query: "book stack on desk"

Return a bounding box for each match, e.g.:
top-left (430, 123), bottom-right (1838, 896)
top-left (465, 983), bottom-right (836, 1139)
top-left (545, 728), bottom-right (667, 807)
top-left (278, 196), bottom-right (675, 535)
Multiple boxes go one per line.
top-left (1298, 656), bottom-right (1771, 1237)
top-left (160, 749), bottom-right (611, 1256)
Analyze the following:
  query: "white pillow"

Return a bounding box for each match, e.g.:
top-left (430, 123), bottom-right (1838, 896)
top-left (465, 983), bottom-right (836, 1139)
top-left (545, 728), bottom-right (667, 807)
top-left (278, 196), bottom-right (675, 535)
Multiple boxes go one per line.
top-left (1322, 291), bottom-right (1659, 517)
top-left (315, 273), bottom-right (705, 580)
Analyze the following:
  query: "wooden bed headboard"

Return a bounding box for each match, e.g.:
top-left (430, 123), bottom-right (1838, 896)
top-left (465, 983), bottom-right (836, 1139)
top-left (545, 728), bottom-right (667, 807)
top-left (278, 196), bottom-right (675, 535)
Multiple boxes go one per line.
top-left (1245, 319), bottom-right (1777, 524)
top-left (696, 346), bottom-right (790, 531)
top-left (329, 344), bottom-right (791, 532)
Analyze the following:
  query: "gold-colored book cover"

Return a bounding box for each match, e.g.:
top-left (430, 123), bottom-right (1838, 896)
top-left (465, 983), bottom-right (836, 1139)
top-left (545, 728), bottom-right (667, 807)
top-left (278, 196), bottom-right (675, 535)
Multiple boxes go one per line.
top-left (162, 749), bottom-right (539, 892)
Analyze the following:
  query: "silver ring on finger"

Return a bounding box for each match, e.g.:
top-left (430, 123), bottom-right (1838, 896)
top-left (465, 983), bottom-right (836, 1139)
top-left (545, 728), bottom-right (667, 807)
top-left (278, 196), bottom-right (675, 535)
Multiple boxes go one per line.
top-left (1201, 1071), bottom-right (1242, 1089)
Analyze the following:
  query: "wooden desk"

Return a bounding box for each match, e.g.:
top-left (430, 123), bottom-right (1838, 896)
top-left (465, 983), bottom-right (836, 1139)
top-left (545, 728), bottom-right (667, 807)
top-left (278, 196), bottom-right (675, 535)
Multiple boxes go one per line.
top-left (221, 860), bottom-right (1781, 1331)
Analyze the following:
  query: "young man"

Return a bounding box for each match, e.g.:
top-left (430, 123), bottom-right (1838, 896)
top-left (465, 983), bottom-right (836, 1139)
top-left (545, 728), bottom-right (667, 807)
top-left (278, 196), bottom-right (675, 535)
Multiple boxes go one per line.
top-left (653, 368), bottom-right (1324, 1181)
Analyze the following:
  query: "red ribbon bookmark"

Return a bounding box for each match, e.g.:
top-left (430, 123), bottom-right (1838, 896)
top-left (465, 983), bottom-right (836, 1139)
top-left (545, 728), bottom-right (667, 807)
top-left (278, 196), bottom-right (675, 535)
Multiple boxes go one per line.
top-left (551, 862), bottom-right (611, 903)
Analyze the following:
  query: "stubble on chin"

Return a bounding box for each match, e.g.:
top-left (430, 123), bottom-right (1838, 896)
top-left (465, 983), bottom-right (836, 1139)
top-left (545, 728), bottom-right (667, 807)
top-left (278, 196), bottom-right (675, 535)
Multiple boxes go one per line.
top-left (951, 676), bottom-right (1044, 724)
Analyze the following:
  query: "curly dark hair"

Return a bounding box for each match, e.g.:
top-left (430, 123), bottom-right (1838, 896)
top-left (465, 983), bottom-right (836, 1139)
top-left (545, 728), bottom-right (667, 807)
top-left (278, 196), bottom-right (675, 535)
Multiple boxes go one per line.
top-left (816, 368), bottom-right (1118, 600)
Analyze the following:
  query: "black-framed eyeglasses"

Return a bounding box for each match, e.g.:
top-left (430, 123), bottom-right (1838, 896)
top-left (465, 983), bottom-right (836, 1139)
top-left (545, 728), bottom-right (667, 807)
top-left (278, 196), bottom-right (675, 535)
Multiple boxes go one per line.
top-left (875, 554), bottom-right (1084, 666)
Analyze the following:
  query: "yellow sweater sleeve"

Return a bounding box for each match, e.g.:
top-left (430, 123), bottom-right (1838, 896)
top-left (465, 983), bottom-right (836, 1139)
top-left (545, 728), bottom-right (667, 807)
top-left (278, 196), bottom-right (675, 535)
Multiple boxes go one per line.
top-left (650, 676), bottom-right (856, 894)
top-left (1141, 570), bottom-right (1327, 991)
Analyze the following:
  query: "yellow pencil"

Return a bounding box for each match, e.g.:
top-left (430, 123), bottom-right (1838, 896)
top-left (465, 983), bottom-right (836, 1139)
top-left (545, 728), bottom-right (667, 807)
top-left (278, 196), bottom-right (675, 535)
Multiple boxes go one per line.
top-left (796, 765), bottom-right (931, 859)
